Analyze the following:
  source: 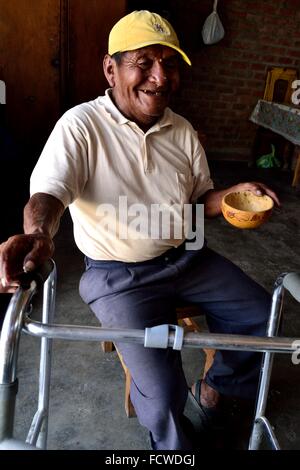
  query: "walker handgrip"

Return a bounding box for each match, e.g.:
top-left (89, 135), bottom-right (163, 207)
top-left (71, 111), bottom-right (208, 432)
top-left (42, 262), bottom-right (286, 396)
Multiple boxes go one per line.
top-left (19, 259), bottom-right (54, 289)
top-left (283, 273), bottom-right (300, 303)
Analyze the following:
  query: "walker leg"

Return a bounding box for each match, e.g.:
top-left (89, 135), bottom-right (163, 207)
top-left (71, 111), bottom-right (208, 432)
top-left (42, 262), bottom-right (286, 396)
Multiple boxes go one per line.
top-left (248, 274), bottom-right (286, 450)
top-left (0, 287), bottom-right (36, 443)
top-left (26, 264), bottom-right (57, 449)
top-left (0, 380), bottom-right (18, 441)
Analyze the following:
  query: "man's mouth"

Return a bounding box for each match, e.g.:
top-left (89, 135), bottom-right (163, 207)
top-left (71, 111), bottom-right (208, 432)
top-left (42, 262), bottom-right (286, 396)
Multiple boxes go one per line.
top-left (140, 89), bottom-right (167, 97)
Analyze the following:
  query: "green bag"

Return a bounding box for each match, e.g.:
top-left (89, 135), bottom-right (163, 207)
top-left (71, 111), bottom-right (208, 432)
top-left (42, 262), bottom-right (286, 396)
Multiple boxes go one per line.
top-left (256, 144), bottom-right (281, 169)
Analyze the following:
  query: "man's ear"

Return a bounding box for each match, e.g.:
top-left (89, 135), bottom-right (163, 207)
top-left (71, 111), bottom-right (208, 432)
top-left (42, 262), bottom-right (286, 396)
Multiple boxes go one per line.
top-left (103, 54), bottom-right (116, 87)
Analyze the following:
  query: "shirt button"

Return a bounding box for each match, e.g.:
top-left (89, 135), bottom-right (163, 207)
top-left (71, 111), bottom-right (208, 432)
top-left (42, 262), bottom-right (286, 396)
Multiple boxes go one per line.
top-left (164, 257), bottom-right (169, 262)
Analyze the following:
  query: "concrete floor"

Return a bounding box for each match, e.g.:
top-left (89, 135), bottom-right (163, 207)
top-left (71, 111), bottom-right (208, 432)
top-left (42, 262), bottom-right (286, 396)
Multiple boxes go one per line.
top-left (10, 161), bottom-right (300, 450)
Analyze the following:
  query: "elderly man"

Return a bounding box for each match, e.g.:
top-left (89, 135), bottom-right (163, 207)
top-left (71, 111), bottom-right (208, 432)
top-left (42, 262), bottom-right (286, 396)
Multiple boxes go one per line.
top-left (0, 11), bottom-right (279, 450)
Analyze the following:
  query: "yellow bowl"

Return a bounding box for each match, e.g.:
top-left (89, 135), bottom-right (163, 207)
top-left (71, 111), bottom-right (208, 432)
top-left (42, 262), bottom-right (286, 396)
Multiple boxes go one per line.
top-left (221, 190), bottom-right (274, 229)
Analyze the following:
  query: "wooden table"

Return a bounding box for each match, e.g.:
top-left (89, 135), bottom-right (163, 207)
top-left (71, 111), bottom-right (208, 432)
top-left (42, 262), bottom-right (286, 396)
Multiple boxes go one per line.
top-left (250, 100), bottom-right (300, 186)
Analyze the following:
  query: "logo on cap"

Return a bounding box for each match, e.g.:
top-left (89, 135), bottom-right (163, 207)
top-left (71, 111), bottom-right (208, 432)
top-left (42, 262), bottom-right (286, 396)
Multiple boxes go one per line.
top-left (153, 23), bottom-right (166, 34)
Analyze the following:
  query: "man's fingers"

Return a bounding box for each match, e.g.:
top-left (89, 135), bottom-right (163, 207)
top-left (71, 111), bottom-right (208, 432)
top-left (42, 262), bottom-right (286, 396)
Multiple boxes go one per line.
top-left (6, 286), bottom-right (19, 293)
top-left (23, 260), bottom-right (36, 273)
top-left (23, 239), bottom-right (54, 274)
top-left (6, 286), bottom-right (18, 293)
top-left (0, 236), bottom-right (32, 281)
top-left (237, 182), bottom-right (280, 207)
top-left (0, 234), bottom-right (54, 283)
top-left (253, 184), bottom-right (280, 207)
top-left (0, 277), bottom-right (19, 293)
top-left (261, 187), bottom-right (280, 207)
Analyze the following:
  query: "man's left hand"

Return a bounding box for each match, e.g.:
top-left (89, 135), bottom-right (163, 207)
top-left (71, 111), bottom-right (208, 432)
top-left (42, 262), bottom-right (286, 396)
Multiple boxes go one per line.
top-left (234, 182), bottom-right (280, 207)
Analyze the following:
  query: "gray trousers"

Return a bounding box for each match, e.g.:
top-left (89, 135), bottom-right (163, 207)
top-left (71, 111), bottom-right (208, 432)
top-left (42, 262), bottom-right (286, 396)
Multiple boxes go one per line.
top-left (79, 245), bottom-right (270, 450)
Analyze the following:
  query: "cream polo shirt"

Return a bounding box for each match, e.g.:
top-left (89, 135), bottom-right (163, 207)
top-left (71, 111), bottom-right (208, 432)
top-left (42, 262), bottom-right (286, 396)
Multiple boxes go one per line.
top-left (30, 89), bottom-right (214, 262)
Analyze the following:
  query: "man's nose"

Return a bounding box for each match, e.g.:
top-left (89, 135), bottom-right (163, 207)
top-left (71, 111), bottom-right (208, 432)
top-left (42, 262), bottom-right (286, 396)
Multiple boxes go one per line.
top-left (149, 61), bottom-right (168, 86)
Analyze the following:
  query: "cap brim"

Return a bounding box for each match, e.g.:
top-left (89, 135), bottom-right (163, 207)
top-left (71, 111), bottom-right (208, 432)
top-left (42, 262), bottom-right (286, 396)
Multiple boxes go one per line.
top-left (116, 40), bottom-right (192, 66)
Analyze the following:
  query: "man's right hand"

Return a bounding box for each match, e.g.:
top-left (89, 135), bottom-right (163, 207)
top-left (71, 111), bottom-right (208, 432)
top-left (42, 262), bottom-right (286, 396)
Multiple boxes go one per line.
top-left (0, 233), bottom-right (54, 287)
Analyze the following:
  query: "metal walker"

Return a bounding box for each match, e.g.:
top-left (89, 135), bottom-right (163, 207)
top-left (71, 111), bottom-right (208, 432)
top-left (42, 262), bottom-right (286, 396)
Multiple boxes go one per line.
top-left (0, 260), bottom-right (299, 450)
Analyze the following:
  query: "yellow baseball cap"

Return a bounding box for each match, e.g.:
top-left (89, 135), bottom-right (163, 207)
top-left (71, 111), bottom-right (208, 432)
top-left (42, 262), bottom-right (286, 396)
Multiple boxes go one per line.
top-left (108, 10), bottom-right (191, 66)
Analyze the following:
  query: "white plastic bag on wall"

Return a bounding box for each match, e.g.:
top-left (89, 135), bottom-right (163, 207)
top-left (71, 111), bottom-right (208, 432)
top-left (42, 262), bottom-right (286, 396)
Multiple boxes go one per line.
top-left (202, 0), bottom-right (225, 45)
top-left (0, 80), bottom-right (6, 104)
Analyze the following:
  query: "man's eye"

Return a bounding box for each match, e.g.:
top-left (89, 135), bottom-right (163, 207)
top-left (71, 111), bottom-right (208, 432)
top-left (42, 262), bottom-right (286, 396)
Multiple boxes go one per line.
top-left (164, 59), bottom-right (179, 69)
top-left (138, 61), bottom-right (151, 69)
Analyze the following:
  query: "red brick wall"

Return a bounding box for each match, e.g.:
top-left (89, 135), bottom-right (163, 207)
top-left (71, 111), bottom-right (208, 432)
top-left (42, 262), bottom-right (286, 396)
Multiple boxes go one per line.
top-left (170, 0), bottom-right (300, 161)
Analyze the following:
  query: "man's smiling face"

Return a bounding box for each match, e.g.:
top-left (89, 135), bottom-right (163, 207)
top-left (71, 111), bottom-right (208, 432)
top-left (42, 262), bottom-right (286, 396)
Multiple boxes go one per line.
top-left (103, 45), bottom-right (180, 131)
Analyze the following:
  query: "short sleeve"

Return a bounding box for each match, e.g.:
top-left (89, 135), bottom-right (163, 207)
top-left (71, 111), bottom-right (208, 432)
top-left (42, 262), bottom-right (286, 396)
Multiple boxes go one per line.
top-left (30, 112), bottom-right (89, 207)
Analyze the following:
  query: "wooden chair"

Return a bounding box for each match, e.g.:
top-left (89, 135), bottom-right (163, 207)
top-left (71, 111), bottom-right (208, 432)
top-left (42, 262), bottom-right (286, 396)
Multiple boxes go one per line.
top-left (101, 305), bottom-right (216, 418)
top-left (263, 67), bottom-right (298, 105)
top-left (253, 67), bottom-right (299, 176)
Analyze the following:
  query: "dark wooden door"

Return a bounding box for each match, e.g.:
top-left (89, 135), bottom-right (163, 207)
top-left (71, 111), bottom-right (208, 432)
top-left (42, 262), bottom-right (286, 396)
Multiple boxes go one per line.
top-left (66, 0), bottom-right (126, 109)
top-left (0, 0), bottom-right (126, 155)
top-left (0, 0), bottom-right (126, 239)
top-left (0, 0), bottom-right (61, 155)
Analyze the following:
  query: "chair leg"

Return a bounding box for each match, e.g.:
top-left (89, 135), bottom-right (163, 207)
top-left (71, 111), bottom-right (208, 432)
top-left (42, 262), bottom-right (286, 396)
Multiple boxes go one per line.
top-left (101, 340), bottom-right (136, 416)
top-left (292, 145), bottom-right (300, 187)
top-left (202, 348), bottom-right (215, 378)
top-left (115, 347), bottom-right (136, 418)
top-left (180, 317), bottom-right (216, 377)
top-left (101, 341), bottom-right (115, 353)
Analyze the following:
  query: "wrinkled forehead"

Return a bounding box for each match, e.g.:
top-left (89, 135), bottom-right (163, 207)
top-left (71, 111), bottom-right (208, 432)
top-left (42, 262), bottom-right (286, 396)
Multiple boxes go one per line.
top-left (122, 45), bottom-right (180, 61)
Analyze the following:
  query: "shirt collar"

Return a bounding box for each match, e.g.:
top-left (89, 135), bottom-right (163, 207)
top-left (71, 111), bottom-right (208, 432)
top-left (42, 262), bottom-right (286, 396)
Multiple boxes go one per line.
top-left (99, 89), bottom-right (173, 132)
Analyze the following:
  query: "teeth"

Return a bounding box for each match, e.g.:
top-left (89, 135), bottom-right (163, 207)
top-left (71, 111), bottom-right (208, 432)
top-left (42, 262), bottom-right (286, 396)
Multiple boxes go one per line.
top-left (142, 90), bottom-right (164, 96)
